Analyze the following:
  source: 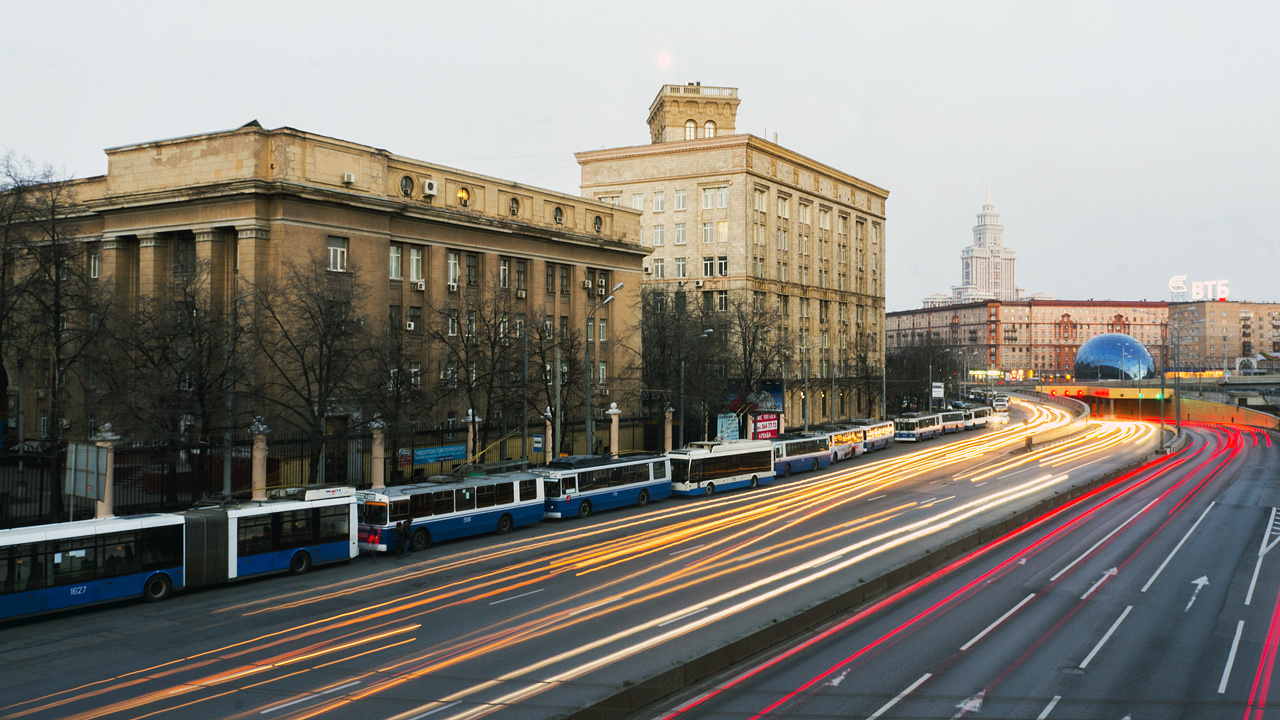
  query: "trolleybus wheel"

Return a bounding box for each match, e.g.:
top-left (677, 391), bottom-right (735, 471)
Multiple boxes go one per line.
top-left (749, 475), bottom-right (759, 489)
top-left (289, 551), bottom-right (312, 575)
top-left (143, 573), bottom-right (172, 602)
top-left (703, 483), bottom-right (715, 496)
top-left (496, 513), bottom-right (514, 534)
top-left (637, 490), bottom-right (650, 507)
top-left (578, 500), bottom-right (593, 518)
top-left (783, 463), bottom-right (793, 477)
top-left (412, 528), bottom-right (431, 551)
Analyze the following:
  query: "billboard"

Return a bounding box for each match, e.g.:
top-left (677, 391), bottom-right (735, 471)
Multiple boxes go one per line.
top-left (754, 413), bottom-right (780, 440)
top-left (728, 380), bottom-right (784, 413)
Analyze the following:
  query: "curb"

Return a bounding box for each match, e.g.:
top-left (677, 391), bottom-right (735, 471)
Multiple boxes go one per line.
top-left (565, 450), bottom-right (1158, 720)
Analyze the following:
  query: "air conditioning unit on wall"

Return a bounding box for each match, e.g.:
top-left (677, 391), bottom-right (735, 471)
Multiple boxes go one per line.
top-left (405, 321), bottom-right (416, 331)
top-left (423, 180), bottom-right (438, 196)
top-left (415, 281), bottom-right (426, 291)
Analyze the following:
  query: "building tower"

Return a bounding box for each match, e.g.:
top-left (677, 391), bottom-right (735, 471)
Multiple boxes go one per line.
top-left (646, 82), bottom-right (741, 144)
top-left (947, 187), bottom-right (1020, 303)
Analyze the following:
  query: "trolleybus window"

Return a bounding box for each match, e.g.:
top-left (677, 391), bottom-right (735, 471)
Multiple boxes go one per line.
top-left (433, 490), bottom-right (455, 515)
top-left (519, 478), bottom-right (539, 501)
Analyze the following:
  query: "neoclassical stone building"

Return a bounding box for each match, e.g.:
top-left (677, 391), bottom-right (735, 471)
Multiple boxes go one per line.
top-left (6, 122), bottom-right (646, 448)
top-left (576, 84), bottom-right (890, 423)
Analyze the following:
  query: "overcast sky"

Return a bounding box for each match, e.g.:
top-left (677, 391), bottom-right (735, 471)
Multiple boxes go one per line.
top-left (3, 1), bottom-right (1276, 311)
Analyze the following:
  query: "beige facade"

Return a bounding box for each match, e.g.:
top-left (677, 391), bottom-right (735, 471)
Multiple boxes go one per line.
top-left (8, 122), bottom-right (646, 443)
top-left (887, 299), bottom-right (1169, 380)
top-left (577, 85), bottom-right (889, 421)
top-left (1169, 300), bottom-right (1280, 373)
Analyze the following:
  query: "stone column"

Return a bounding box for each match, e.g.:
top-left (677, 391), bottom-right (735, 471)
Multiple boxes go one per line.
top-left (136, 233), bottom-right (163, 298)
top-left (370, 420), bottom-right (386, 490)
top-left (464, 409), bottom-right (482, 461)
top-left (236, 226), bottom-right (270, 288)
top-left (250, 417), bottom-right (269, 501)
top-left (93, 424), bottom-right (120, 520)
top-left (544, 413), bottom-right (554, 463)
top-left (663, 406), bottom-right (673, 453)
top-left (195, 229), bottom-right (229, 314)
top-left (747, 413), bottom-right (756, 440)
top-left (607, 402), bottom-right (622, 458)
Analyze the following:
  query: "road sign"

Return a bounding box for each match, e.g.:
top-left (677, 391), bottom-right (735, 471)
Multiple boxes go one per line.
top-left (532, 434), bottom-right (544, 452)
top-left (932, 382), bottom-right (944, 399)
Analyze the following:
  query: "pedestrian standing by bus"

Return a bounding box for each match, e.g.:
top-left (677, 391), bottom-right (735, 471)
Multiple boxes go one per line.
top-left (396, 520), bottom-right (411, 558)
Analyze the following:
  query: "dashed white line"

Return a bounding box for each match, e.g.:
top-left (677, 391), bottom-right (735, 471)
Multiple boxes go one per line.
top-left (658, 607), bottom-right (709, 627)
top-left (1079, 605), bottom-right (1132, 669)
top-left (260, 680), bottom-right (361, 714)
top-left (961, 593), bottom-right (1035, 651)
top-left (1246, 508), bottom-right (1276, 606)
top-left (669, 544), bottom-right (705, 556)
top-left (568, 596), bottom-right (619, 616)
top-left (406, 701), bottom-right (461, 720)
top-left (489, 588), bottom-right (543, 605)
top-left (1035, 695), bottom-right (1062, 720)
top-left (1141, 502), bottom-right (1215, 592)
top-left (866, 495), bottom-right (886, 502)
top-left (1052, 498), bottom-right (1161, 582)
top-left (866, 673), bottom-right (932, 720)
top-left (1219, 620), bottom-right (1246, 693)
top-left (812, 555), bottom-right (845, 569)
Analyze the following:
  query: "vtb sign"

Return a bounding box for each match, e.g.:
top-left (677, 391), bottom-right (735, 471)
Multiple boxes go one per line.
top-left (1169, 275), bottom-right (1230, 301)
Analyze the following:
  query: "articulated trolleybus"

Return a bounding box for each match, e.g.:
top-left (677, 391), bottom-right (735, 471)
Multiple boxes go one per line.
top-left (356, 472), bottom-right (543, 553)
top-left (538, 454), bottom-right (672, 518)
top-left (826, 427), bottom-right (865, 461)
top-left (0, 486), bottom-right (357, 621)
top-left (940, 410), bottom-right (966, 434)
top-left (772, 433), bottom-right (833, 477)
top-left (894, 412), bottom-right (944, 442)
top-left (669, 440), bottom-right (775, 496)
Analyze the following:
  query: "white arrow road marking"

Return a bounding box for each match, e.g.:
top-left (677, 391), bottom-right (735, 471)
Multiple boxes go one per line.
top-left (952, 690), bottom-right (985, 718)
top-left (1082, 568), bottom-right (1118, 600)
top-left (1186, 576), bottom-right (1210, 612)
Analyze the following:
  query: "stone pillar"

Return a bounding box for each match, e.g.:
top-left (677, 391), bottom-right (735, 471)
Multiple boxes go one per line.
top-left (93, 425), bottom-right (120, 520)
top-left (236, 226), bottom-right (270, 288)
top-left (370, 421), bottom-right (386, 490)
top-left (136, 233), bottom-right (163, 298)
top-left (663, 407), bottom-right (673, 453)
top-left (544, 413), bottom-right (554, 463)
top-left (747, 414), bottom-right (756, 440)
top-left (250, 417), bottom-right (269, 501)
top-left (607, 402), bottom-right (622, 458)
top-left (464, 409), bottom-right (483, 461)
top-left (195, 229), bottom-right (229, 313)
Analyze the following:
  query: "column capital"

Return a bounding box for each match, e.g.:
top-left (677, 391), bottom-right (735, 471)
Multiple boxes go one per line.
top-left (238, 226), bottom-right (270, 242)
top-left (137, 232), bottom-right (161, 248)
top-left (194, 229), bottom-right (224, 244)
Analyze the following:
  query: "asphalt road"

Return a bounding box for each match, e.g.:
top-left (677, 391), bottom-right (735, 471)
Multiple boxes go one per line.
top-left (652, 423), bottom-right (1280, 720)
top-left (0, 401), bottom-right (1159, 720)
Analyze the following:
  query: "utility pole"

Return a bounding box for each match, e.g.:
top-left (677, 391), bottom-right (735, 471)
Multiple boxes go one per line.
top-left (554, 346), bottom-right (562, 459)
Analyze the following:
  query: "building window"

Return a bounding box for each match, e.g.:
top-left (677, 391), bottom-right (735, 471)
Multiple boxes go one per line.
top-left (389, 246), bottom-right (402, 279)
top-left (457, 187), bottom-right (470, 207)
top-left (553, 206), bottom-right (564, 224)
top-left (447, 251), bottom-right (460, 285)
top-left (716, 220), bottom-right (728, 243)
top-left (447, 309), bottom-right (459, 336)
top-left (799, 203), bottom-right (811, 225)
top-left (703, 222), bottom-right (714, 244)
top-left (466, 253), bottom-right (478, 286)
top-left (654, 191), bottom-right (665, 212)
top-left (174, 237), bottom-right (196, 274)
top-left (675, 223), bottom-right (686, 245)
top-left (754, 188), bottom-right (767, 212)
top-left (593, 216), bottom-right (603, 233)
top-left (545, 263), bottom-right (555, 294)
top-left (704, 120), bottom-right (716, 138)
top-left (653, 224), bottom-right (665, 246)
top-left (632, 194), bottom-right (644, 210)
top-left (703, 188), bottom-right (715, 210)
top-left (718, 187), bottom-right (728, 208)
top-left (685, 119), bottom-right (696, 140)
top-left (560, 265), bottom-right (570, 295)
top-left (327, 236), bottom-right (348, 272)
top-left (509, 197), bottom-right (520, 216)
top-left (409, 362), bottom-right (421, 389)
top-left (500, 259), bottom-right (510, 288)
top-left (703, 257), bottom-right (715, 277)
top-left (675, 257), bottom-right (687, 278)
top-left (675, 189), bottom-right (686, 211)
top-left (653, 258), bottom-right (665, 279)
top-left (599, 360), bottom-right (607, 385)
top-left (516, 260), bottom-right (526, 290)
top-left (89, 245), bottom-right (100, 280)
top-left (717, 256), bottom-right (728, 276)
top-left (409, 306), bottom-right (422, 333)
top-left (777, 197), bottom-right (790, 219)
top-left (598, 318), bottom-right (607, 341)
top-left (389, 304), bottom-right (401, 330)
top-left (777, 228), bottom-right (788, 251)
top-left (410, 247), bottom-right (423, 281)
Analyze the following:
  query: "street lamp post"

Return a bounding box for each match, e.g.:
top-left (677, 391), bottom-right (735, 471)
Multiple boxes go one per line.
top-left (678, 328), bottom-right (713, 450)
top-left (585, 282), bottom-right (623, 455)
top-left (224, 289), bottom-right (259, 496)
top-left (802, 345), bottom-right (810, 432)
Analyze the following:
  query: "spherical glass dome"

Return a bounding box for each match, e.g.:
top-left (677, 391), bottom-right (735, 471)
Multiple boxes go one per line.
top-left (1073, 333), bottom-right (1157, 381)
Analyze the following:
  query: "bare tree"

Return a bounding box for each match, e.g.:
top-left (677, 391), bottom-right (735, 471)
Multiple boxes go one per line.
top-left (247, 254), bottom-right (375, 479)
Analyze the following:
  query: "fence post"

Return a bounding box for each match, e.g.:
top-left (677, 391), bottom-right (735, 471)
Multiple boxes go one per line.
top-left (93, 425), bottom-right (120, 520)
top-left (370, 419), bottom-right (386, 490)
top-left (251, 417), bottom-right (269, 501)
top-left (607, 403), bottom-right (622, 458)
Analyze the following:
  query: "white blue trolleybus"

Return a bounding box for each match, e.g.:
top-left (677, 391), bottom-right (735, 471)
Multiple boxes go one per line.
top-left (669, 440), bottom-right (775, 495)
top-left (537, 454), bottom-right (672, 518)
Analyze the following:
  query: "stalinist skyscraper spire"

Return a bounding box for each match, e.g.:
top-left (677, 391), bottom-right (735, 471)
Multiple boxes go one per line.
top-left (923, 187), bottom-right (1026, 307)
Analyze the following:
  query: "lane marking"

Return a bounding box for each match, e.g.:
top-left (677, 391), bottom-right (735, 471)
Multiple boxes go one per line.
top-left (1246, 507), bottom-right (1277, 606)
top-left (866, 495), bottom-right (886, 502)
top-left (1081, 568), bottom-right (1118, 600)
top-left (1141, 502), bottom-right (1216, 592)
top-left (568, 596), bottom-right (619, 616)
top-left (669, 544), bottom-right (705, 556)
top-left (1079, 605), bottom-right (1132, 669)
top-left (406, 701), bottom-right (461, 720)
top-left (1052, 498), bottom-right (1161, 582)
top-left (812, 555), bottom-right (845, 569)
top-left (975, 481), bottom-right (987, 487)
top-left (961, 593), bottom-right (1035, 651)
top-left (1220, 620), bottom-right (1245, 693)
top-left (260, 680), bottom-right (361, 714)
top-left (658, 607), bottom-right (708, 627)
top-left (489, 588), bottom-right (543, 606)
top-left (1035, 695), bottom-right (1062, 720)
top-left (867, 673), bottom-right (932, 720)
